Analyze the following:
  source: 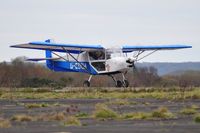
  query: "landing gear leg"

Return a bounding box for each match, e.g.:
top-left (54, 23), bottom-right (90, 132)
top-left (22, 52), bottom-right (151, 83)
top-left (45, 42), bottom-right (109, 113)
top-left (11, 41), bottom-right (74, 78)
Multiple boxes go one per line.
top-left (109, 75), bottom-right (123, 87)
top-left (83, 75), bottom-right (93, 87)
top-left (122, 73), bottom-right (129, 87)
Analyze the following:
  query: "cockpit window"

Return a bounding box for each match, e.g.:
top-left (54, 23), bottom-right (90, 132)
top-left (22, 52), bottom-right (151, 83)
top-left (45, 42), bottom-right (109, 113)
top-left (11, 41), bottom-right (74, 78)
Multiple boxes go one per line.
top-left (89, 51), bottom-right (105, 60)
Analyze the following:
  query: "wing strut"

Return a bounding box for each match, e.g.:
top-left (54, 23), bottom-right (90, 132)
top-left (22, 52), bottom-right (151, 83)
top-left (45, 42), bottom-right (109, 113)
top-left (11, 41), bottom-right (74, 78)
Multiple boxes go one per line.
top-left (136, 50), bottom-right (158, 61)
top-left (61, 47), bottom-right (90, 73)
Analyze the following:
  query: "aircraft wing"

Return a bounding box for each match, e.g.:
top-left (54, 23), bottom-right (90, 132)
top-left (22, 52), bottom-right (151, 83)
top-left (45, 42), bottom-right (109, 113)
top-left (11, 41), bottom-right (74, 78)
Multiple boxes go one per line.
top-left (11, 41), bottom-right (104, 53)
top-left (122, 44), bottom-right (192, 53)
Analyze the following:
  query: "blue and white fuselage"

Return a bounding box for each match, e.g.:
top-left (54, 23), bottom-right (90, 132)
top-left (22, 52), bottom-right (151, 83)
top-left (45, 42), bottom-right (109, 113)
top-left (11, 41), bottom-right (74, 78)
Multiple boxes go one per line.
top-left (45, 49), bottom-right (130, 75)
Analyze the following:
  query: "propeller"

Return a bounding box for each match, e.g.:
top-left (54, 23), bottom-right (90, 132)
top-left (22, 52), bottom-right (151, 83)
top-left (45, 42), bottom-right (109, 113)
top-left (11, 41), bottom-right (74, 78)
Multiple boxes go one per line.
top-left (126, 58), bottom-right (138, 74)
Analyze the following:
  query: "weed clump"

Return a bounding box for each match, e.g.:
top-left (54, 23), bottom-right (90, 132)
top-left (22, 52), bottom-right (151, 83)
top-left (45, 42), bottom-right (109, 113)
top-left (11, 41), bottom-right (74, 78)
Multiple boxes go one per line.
top-left (122, 112), bottom-right (151, 120)
top-left (75, 112), bottom-right (89, 118)
top-left (191, 104), bottom-right (199, 109)
top-left (0, 118), bottom-right (11, 128)
top-left (49, 112), bottom-right (66, 121)
top-left (107, 99), bottom-right (130, 106)
top-left (122, 107), bottom-right (174, 120)
top-left (25, 103), bottom-right (49, 108)
top-left (194, 114), bottom-right (200, 123)
top-left (63, 116), bottom-right (81, 126)
top-left (152, 107), bottom-right (174, 119)
top-left (180, 108), bottom-right (197, 115)
top-left (11, 114), bottom-right (34, 122)
top-left (93, 103), bottom-right (118, 119)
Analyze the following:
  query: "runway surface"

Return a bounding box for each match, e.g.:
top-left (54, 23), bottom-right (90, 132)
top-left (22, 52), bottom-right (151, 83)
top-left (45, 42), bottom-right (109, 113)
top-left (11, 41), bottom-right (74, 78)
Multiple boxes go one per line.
top-left (0, 98), bottom-right (200, 133)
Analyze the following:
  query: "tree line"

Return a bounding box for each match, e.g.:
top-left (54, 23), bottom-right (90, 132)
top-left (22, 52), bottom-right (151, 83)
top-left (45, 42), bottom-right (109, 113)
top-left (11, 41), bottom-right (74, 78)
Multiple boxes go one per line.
top-left (0, 57), bottom-right (200, 88)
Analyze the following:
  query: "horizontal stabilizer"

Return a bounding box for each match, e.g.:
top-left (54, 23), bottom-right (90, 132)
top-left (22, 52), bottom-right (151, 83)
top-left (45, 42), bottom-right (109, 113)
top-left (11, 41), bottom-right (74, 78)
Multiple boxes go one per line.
top-left (26, 57), bottom-right (60, 61)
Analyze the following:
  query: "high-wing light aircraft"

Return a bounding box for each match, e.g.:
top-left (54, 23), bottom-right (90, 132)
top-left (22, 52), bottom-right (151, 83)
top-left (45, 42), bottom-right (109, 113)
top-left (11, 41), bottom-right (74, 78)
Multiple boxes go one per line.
top-left (11, 39), bottom-right (192, 87)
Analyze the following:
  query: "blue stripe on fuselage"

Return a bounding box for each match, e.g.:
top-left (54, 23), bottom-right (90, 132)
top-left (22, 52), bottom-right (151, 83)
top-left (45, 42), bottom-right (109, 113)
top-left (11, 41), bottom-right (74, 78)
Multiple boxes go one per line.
top-left (46, 60), bottom-right (98, 75)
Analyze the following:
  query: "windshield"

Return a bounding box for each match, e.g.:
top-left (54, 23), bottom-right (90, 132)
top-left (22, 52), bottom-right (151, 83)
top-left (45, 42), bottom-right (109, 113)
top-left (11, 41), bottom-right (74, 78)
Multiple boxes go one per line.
top-left (106, 49), bottom-right (124, 59)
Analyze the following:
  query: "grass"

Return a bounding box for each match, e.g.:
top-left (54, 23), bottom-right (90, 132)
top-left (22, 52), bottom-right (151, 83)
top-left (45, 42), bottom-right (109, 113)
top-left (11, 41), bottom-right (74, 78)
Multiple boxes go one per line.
top-left (11, 114), bottom-right (34, 122)
top-left (10, 112), bottom-right (82, 126)
top-left (93, 103), bottom-right (118, 120)
top-left (0, 118), bottom-right (11, 128)
top-left (25, 103), bottom-right (49, 108)
top-left (194, 114), bottom-right (200, 123)
top-left (63, 116), bottom-right (81, 126)
top-left (93, 104), bottom-right (174, 121)
top-left (121, 107), bottom-right (174, 120)
top-left (75, 112), bottom-right (89, 118)
top-left (191, 104), bottom-right (199, 109)
top-left (151, 107), bottom-right (174, 119)
top-left (48, 112), bottom-right (66, 121)
top-left (180, 108), bottom-right (198, 115)
top-left (106, 99), bottom-right (133, 106)
top-left (122, 112), bottom-right (151, 120)
top-left (36, 112), bottom-right (82, 126)
top-left (1, 87), bottom-right (200, 100)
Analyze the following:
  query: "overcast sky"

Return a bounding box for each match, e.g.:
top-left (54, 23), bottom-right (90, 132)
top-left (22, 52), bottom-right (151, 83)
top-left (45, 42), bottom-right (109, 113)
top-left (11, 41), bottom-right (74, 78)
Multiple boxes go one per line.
top-left (0, 0), bottom-right (199, 62)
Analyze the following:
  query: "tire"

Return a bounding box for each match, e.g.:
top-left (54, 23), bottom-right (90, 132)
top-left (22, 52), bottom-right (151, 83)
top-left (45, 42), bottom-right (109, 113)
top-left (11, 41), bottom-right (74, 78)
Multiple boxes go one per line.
top-left (116, 80), bottom-right (123, 87)
top-left (123, 80), bottom-right (129, 87)
top-left (83, 80), bottom-right (90, 87)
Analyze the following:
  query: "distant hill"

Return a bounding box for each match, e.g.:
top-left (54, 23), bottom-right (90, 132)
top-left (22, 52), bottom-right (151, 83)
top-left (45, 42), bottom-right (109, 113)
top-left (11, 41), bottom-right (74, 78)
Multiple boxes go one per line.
top-left (136, 62), bottom-right (200, 76)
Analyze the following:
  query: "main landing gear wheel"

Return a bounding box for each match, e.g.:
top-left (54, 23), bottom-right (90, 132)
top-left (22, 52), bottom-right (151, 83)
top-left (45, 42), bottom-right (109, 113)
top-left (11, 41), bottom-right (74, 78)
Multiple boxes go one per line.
top-left (83, 80), bottom-right (90, 87)
top-left (116, 80), bottom-right (123, 87)
top-left (123, 80), bottom-right (129, 87)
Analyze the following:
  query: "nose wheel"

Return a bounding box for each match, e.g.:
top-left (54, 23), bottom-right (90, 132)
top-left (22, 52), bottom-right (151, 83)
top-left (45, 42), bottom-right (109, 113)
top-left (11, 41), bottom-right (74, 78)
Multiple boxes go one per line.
top-left (123, 80), bottom-right (129, 87)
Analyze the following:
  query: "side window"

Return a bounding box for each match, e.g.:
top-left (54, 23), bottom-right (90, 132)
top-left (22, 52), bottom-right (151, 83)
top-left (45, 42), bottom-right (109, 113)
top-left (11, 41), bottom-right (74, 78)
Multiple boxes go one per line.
top-left (91, 62), bottom-right (105, 71)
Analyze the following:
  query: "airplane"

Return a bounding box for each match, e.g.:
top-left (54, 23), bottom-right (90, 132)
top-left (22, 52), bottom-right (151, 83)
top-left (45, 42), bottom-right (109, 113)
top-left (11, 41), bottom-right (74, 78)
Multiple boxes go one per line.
top-left (11, 39), bottom-right (192, 87)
